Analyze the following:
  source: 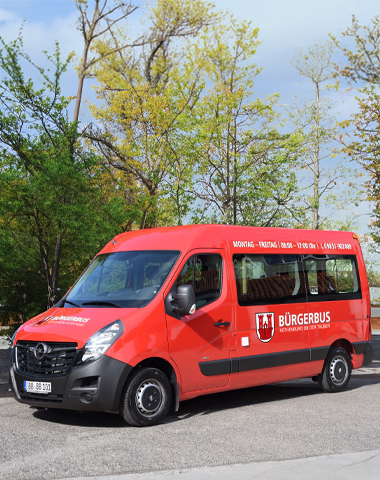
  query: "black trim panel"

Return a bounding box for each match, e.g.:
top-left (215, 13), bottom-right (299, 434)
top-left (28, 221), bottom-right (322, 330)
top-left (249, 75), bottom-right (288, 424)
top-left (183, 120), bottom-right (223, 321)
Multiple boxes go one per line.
top-left (310, 346), bottom-right (330, 362)
top-left (361, 342), bottom-right (373, 367)
top-left (239, 349), bottom-right (309, 372)
top-left (231, 358), bottom-right (239, 373)
top-left (199, 343), bottom-right (364, 377)
top-left (353, 341), bottom-right (371, 355)
top-left (199, 359), bottom-right (230, 376)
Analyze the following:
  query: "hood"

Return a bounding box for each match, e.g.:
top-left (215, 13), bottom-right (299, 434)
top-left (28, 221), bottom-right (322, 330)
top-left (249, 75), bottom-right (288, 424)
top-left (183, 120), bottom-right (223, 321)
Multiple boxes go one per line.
top-left (16, 307), bottom-right (139, 348)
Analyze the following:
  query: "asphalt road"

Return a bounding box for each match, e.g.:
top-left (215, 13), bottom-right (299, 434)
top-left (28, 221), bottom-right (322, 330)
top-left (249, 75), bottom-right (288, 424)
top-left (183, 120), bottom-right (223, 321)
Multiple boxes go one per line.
top-left (0, 338), bottom-right (380, 480)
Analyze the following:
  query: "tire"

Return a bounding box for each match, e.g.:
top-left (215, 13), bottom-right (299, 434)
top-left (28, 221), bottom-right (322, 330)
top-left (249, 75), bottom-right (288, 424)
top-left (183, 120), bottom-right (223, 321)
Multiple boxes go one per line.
top-left (120, 367), bottom-right (172, 427)
top-left (318, 347), bottom-right (352, 393)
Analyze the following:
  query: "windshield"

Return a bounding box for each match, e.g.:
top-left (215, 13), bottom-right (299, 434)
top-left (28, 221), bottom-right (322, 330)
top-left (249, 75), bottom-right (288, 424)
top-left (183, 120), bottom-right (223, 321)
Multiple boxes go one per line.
top-left (65, 250), bottom-right (180, 308)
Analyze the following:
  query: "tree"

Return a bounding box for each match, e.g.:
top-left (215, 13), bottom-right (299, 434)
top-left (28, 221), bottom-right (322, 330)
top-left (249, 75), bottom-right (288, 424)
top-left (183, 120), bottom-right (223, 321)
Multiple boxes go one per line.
top-left (89, 80), bottom-right (202, 228)
top-left (342, 86), bottom-right (380, 240)
top-left (191, 16), bottom-right (261, 92)
top-left (190, 17), bottom-right (298, 226)
top-left (87, 0), bottom-right (216, 228)
top-left (73, 0), bottom-right (139, 122)
top-left (291, 41), bottom-right (357, 229)
top-left (92, 0), bottom-right (216, 89)
top-left (193, 85), bottom-right (298, 226)
top-left (0, 35), bottom-right (126, 315)
top-left (330, 15), bottom-right (380, 84)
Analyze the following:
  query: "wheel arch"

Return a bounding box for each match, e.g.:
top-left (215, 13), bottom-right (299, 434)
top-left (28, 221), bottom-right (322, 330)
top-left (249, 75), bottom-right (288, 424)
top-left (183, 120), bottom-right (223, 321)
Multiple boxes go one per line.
top-left (330, 338), bottom-right (354, 360)
top-left (122, 356), bottom-right (180, 412)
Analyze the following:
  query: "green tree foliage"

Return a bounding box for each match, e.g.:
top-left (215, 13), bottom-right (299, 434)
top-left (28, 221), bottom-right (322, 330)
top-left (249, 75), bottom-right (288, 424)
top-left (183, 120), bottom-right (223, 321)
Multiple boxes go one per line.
top-left (88, 0), bottom-right (217, 228)
top-left (291, 42), bottom-right (358, 229)
top-left (0, 35), bottom-right (126, 317)
top-left (89, 80), bottom-right (202, 228)
top-left (342, 86), bottom-right (380, 241)
top-left (191, 16), bottom-right (261, 90)
top-left (191, 17), bottom-right (298, 226)
top-left (331, 15), bottom-right (380, 244)
top-left (73, 0), bottom-right (139, 122)
top-left (193, 84), bottom-right (298, 226)
top-left (330, 15), bottom-right (380, 84)
top-left (92, 0), bottom-right (216, 89)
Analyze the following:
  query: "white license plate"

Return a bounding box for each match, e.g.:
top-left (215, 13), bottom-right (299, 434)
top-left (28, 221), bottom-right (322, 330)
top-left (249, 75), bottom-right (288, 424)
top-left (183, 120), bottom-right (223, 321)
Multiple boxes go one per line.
top-left (24, 381), bottom-right (51, 394)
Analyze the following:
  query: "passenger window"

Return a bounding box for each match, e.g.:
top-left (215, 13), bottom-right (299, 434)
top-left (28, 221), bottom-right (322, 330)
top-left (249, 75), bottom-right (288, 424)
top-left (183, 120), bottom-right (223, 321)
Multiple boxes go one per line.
top-left (303, 255), bottom-right (361, 301)
top-left (176, 254), bottom-right (223, 308)
top-left (233, 254), bottom-right (306, 306)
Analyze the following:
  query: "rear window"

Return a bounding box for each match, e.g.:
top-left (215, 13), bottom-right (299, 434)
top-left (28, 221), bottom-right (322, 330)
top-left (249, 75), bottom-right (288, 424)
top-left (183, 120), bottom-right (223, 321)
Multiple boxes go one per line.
top-left (303, 254), bottom-right (361, 302)
top-left (233, 253), bottom-right (362, 306)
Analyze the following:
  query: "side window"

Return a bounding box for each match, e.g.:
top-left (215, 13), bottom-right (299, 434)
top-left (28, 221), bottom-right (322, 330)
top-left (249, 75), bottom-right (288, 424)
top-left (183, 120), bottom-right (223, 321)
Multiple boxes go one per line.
top-left (176, 254), bottom-right (223, 308)
top-left (233, 254), bottom-right (306, 306)
top-left (303, 254), bottom-right (361, 301)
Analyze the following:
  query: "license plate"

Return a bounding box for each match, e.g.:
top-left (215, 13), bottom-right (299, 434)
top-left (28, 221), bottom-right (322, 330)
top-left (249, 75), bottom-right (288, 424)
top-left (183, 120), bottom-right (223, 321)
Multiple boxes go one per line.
top-left (24, 381), bottom-right (51, 394)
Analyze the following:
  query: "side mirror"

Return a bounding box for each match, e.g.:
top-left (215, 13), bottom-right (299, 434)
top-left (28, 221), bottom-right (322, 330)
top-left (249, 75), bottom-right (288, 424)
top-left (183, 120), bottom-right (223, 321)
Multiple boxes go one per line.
top-left (174, 285), bottom-right (196, 316)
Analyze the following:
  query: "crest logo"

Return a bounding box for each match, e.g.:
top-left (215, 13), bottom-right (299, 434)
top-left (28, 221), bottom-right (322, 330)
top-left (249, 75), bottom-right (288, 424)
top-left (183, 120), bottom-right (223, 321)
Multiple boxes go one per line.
top-left (256, 312), bottom-right (275, 342)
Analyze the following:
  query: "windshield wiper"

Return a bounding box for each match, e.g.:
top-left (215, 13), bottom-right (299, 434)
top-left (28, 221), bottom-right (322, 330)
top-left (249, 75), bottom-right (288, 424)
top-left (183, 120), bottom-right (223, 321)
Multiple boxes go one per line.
top-left (64, 299), bottom-right (81, 308)
top-left (82, 301), bottom-right (122, 308)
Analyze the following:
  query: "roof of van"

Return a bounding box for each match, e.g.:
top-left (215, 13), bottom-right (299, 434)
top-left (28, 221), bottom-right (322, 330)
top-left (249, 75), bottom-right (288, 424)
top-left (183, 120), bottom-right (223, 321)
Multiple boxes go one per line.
top-left (99, 225), bottom-right (360, 257)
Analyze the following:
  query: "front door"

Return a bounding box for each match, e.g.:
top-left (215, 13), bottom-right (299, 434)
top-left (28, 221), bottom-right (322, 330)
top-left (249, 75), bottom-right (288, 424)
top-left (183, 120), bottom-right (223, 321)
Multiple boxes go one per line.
top-left (165, 249), bottom-right (234, 393)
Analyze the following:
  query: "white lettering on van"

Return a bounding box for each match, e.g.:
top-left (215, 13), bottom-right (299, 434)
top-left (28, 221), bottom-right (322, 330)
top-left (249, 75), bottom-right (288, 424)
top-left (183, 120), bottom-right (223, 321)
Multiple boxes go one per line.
top-left (233, 240), bottom-right (255, 248)
top-left (277, 311), bottom-right (330, 332)
top-left (54, 316), bottom-right (90, 323)
top-left (259, 241), bottom-right (278, 248)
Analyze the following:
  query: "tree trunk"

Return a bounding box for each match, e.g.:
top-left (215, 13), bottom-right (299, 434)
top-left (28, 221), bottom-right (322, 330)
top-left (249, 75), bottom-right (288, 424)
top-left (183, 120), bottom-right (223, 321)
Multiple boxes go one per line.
top-left (46, 234), bottom-right (62, 309)
top-left (73, 74), bottom-right (85, 123)
top-left (313, 81), bottom-right (320, 230)
top-left (140, 210), bottom-right (148, 230)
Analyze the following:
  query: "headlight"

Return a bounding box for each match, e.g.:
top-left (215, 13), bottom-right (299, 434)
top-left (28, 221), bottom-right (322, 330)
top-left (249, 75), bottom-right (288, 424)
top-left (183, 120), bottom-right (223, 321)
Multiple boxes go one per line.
top-left (75, 320), bottom-right (124, 365)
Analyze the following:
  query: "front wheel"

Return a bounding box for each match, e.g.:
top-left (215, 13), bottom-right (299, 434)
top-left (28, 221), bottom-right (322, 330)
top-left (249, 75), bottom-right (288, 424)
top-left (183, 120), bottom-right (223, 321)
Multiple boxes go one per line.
top-left (319, 347), bottom-right (352, 393)
top-left (120, 367), bottom-right (172, 427)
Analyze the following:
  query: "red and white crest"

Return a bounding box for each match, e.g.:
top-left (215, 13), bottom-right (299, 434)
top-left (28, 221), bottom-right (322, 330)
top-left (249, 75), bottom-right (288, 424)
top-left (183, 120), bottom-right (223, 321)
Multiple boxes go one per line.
top-left (256, 312), bottom-right (275, 343)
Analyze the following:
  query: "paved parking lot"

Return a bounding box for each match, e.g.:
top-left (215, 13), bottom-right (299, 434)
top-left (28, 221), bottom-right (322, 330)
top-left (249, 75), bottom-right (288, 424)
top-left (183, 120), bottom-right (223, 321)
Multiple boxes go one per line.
top-left (0, 338), bottom-right (380, 480)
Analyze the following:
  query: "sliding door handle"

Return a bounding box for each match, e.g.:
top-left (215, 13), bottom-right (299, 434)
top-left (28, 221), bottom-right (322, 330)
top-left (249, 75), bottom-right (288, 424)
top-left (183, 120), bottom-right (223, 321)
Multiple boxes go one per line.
top-left (214, 321), bottom-right (230, 327)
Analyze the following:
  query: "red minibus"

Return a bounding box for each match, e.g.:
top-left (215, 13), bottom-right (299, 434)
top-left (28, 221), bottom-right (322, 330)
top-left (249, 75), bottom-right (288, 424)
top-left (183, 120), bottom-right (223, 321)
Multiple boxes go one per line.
top-left (9, 225), bottom-right (373, 426)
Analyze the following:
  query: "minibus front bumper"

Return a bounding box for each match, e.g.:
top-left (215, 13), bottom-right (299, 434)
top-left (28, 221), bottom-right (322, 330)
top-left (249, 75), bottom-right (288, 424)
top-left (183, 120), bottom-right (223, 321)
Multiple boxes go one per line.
top-left (9, 347), bottom-right (133, 413)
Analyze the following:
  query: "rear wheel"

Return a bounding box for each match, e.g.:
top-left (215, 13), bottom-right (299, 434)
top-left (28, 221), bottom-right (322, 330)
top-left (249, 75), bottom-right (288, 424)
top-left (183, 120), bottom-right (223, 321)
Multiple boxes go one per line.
top-left (120, 367), bottom-right (172, 427)
top-left (319, 347), bottom-right (352, 393)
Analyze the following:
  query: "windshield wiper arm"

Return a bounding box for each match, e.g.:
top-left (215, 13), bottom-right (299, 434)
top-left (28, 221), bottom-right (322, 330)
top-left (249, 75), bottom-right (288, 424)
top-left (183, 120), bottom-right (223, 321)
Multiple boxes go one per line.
top-left (64, 299), bottom-right (81, 308)
top-left (82, 301), bottom-right (122, 308)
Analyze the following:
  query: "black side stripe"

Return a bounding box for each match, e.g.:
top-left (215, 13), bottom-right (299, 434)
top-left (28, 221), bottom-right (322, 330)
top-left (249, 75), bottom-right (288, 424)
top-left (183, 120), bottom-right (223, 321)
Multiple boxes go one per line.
top-left (199, 342), bottom-right (370, 377)
top-left (239, 349), bottom-right (309, 372)
top-left (310, 346), bottom-right (330, 362)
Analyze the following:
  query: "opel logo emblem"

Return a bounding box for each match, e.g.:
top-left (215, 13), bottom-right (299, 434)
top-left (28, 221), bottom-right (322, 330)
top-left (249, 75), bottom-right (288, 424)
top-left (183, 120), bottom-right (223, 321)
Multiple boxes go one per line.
top-left (33, 343), bottom-right (48, 361)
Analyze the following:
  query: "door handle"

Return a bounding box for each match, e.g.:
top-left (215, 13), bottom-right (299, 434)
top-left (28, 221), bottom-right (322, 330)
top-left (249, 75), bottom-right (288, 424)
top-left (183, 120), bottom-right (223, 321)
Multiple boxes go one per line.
top-left (214, 321), bottom-right (230, 327)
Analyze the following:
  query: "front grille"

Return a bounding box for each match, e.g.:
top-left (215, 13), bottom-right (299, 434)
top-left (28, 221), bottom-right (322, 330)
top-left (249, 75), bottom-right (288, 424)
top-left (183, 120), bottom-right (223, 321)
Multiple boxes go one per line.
top-left (18, 391), bottom-right (63, 404)
top-left (16, 341), bottom-right (78, 377)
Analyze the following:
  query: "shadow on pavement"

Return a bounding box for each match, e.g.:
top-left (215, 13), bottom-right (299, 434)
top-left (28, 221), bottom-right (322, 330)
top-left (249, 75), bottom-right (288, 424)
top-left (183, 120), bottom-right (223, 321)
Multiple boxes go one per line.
top-left (29, 376), bottom-right (380, 428)
top-left (3, 337), bottom-right (380, 427)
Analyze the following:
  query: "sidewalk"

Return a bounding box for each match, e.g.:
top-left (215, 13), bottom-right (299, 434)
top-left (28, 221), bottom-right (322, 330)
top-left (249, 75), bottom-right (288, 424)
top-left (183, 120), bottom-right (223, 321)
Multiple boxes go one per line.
top-left (56, 449), bottom-right (380, 480)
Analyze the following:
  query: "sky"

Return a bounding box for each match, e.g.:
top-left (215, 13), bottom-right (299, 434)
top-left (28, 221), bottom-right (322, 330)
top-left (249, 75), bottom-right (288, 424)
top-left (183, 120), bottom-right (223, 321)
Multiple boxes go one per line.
top-left (0, 0), bottom-right (379, 232)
